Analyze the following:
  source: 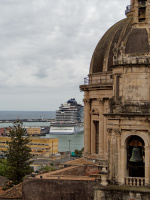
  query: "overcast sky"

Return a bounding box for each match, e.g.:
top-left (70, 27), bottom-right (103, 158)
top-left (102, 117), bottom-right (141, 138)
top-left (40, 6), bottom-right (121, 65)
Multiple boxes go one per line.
top-left (0, 0), bottom-right (130, 111)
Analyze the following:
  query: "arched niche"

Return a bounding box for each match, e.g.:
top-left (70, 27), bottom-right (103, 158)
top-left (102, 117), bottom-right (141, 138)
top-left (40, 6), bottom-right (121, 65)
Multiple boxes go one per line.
top-left (119, 131), bottom-right (150, 185)
top-left (126, 135), bottom-right (145, 177)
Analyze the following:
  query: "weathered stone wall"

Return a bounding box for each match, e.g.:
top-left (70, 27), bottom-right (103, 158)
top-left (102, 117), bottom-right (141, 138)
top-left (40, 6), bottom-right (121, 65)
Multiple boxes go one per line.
top-left (0, 198), bottom-right (22, 200)
top-left (23, 178), bottom-right (96, 200)
top-left (94, 185), bottom-right (150, 200)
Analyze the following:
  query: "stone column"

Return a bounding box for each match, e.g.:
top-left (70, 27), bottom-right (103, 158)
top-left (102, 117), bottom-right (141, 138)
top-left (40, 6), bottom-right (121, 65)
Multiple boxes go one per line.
top-left (107, 129), bottom-right (112, 181)
top-left (91, 120), bottom-right (96, 154)
top-left (83, 99), bottom-right (91, 154)
top-left (103, 99), bottom-right (109, 159)
top-left (114, 129), bottom-right (121, 184)
top-left (120, 144), bottom-right (126, 185)
top-left (145, 146), bottom-right (150, 185)
top-left (98, 99), bottom-right (104, 157)
top-left (108, 129), bottom-right (121, 183)
top-left (108, 130), bottom-right (116, 182)
top-left (112, 132), bottom-right (116, 182)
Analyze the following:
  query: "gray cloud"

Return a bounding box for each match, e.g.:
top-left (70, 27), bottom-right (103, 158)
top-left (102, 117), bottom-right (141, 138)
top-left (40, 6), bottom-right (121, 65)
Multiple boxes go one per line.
top-left (0, 0), bottom-right (130, 110)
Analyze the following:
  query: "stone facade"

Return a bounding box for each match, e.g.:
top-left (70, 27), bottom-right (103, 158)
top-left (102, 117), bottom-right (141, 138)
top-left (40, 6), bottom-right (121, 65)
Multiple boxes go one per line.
top-left (23, 1), bottom-right (150, 199)
top-left (80, 0), bottom-right (150, 199)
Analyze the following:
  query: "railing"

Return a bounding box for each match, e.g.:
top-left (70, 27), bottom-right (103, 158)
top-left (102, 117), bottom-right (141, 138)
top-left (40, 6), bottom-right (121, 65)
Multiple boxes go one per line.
top-left (83, 76), bottom-right (113, 85)
top-left (84, 77), bottom-right (89, 85)
top-left (125, 177), bottom-right (145, 186)
top-left (125, 5), bottom-right (131, 15)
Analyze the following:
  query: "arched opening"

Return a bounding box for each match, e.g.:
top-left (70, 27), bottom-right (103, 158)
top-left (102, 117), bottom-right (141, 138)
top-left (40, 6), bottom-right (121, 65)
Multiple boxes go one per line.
top-left (138, 0), bottom-right (147, 22)
top-left (126, 135), bottom-right (145, 178)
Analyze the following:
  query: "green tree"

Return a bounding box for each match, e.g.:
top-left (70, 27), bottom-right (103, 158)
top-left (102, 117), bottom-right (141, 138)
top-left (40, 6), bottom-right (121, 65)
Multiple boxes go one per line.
top-left (39, 165), bottom-right (55, 173)
top-left (74, 149), bottom-right (79, 157)
top-left (5, 121), bottom-right (33, 184)
top-left (0, 159), bottom-right (9, 177)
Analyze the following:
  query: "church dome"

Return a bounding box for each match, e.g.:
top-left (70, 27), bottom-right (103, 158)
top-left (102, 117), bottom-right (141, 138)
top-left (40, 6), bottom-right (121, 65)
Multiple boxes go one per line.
top-left (90, 15), bottom-right (149, 74)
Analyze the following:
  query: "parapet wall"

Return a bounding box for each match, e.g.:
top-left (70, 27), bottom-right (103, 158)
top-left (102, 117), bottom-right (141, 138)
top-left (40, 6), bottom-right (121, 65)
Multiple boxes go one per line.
top-left (23, 178), bottom-right (96, 200)
top-left (94, 185), bottom-right (150, 200)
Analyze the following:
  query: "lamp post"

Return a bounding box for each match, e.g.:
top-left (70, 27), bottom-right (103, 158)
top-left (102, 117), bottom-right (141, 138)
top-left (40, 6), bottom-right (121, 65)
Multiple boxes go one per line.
top-left (69, 140), bottom-right (71, 158)
top-left (52, 140), bottom-right (54, 165)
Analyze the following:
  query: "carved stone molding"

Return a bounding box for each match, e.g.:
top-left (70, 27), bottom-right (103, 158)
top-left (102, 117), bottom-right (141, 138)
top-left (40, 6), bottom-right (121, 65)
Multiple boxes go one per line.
top-left (83, 99), bottom-right (90, 106)
top-left (110, 74), bottom-right (114, 79)
top-left (114, 129), bottom-right (121, 136)
top-left (113, 43), bottom-right (118, 59)
top-left (107, 128), bottom-right (121, 136)
top-left (98, 98), bottom-right (104, 105)
top-left (115, 73), bottom-right (122, 78)
top-left (119, 41), bottom-right (125, 56)
top-left (91, 108), bottom-right (99, 115)
top-left (107, 128), bottom-right (113, 136)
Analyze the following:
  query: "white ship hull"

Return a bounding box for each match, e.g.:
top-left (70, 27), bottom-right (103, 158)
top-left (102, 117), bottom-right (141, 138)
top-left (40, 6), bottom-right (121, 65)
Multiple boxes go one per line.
top-left (49, 124), bottom-right (84, 135)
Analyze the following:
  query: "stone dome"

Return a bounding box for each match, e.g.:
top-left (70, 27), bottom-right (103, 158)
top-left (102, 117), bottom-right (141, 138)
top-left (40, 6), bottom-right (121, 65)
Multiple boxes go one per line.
top-left (90, 16), bottom-right (149, 74)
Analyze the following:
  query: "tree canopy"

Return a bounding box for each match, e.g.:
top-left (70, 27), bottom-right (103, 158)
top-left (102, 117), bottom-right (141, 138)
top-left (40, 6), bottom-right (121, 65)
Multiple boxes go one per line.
top-left (5, 120), bottom-right (33, 184)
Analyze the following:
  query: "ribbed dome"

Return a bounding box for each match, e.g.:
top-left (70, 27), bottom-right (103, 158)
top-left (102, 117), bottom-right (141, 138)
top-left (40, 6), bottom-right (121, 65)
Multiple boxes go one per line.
top-left (90, 16), bottom-right (149, 74)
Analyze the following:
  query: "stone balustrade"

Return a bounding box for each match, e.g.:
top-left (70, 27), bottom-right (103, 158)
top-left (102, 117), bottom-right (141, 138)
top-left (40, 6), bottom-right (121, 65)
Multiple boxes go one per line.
top-left (83, 73), bottom-right (113, 86)
top-left (124, 177), bottom-right (145, 186)
top-left (113, 54), bottom-right (150, 66)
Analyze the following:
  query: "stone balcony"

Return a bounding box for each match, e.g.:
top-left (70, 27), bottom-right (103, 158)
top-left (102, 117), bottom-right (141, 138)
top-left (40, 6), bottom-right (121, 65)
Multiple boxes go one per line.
top-left (80, 73), bottom-right (113, 91)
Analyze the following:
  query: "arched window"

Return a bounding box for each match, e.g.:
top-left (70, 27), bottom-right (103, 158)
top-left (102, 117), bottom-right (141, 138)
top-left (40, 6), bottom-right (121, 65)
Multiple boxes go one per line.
top-left (138, 0), bottom-right (147, 22)
top-left (127, 135), bottom-right (145, 177)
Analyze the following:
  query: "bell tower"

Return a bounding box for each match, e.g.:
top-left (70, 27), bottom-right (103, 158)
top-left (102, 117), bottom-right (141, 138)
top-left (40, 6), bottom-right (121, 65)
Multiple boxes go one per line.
top-left (80, 0), bottom-right (150, 190)
top-left (131, 0), bottom-right (150, 25)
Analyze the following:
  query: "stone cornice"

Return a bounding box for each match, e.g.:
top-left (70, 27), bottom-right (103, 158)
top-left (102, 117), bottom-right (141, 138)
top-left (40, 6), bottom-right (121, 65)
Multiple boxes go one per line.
top-left (80, 84), bottom-right (113, 92)
top-left (104, 113), bottom-right (150, 117)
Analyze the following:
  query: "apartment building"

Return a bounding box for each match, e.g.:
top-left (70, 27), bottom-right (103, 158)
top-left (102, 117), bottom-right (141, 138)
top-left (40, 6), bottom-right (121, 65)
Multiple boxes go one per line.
top-left (0, 137), bottom-right (58, 157)
top-left (26, 127), bottom-right (41, 136)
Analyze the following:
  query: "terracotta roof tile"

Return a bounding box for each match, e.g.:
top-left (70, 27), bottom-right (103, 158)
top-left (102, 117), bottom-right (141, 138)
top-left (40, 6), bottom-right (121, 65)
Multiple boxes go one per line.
top-left (0, 183), bottom-right (22, 199)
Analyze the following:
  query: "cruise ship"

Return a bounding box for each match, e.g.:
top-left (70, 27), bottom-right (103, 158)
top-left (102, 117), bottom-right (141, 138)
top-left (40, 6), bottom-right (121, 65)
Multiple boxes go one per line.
top-left (49, 98), bottom-right (84, 135)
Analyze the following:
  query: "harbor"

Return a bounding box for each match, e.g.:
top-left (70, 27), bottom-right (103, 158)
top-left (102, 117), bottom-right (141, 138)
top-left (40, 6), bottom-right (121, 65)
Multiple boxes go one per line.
top-left (0, 120), bottom-right (84, 153)
top-left (0, 110), bottom-right (84, 153)
top-left (0, 118), bottom-right (54, 123)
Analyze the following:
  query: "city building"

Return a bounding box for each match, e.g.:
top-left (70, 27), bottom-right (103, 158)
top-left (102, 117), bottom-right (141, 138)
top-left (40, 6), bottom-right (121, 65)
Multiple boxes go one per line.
top-left (0, 128), bottom-right (5, 136)
top-left (23, 0), bottom-right (150, 199)
top-left (0, 137), bottom-right (58, 157)
top-left (26, 127), bottom-right (41, 136)
top-left (29, 137), bottom-right (58, 157)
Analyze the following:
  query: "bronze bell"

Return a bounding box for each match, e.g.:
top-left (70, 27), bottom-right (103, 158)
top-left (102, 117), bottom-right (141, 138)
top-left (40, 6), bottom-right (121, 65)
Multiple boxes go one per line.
top-left (129, 147), bottom-right (142, 162)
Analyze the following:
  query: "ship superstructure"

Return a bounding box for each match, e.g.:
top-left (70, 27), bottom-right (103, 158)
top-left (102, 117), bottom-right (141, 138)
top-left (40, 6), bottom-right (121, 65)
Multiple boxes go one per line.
top-left (50, 98), bottom-right (84, 135)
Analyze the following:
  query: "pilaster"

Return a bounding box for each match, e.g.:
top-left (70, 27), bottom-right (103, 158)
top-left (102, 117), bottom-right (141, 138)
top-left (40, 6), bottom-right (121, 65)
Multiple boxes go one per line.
top-left (83, 98), bottom-right (91, 154)
top-left (133, 0), bottom-right (138, 24)
top-left (98, 98), bottom-right (104, 157)
top-left (103, 99), bottom-right (109, 159)
top-left (145, 146), bottom-right (150, 185)
top-left (107, 128), bottom-right (121, 183)
top-left (146, 1), bottom-right (150, 24)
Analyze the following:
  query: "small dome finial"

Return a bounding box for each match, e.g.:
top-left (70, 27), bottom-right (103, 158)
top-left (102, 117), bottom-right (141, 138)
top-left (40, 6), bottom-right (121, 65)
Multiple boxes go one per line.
top-left (125, 0), bottom-right (134, 16)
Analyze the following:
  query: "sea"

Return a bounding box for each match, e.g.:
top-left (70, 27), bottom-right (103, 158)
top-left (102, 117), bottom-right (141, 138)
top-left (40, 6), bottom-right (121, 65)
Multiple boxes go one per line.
top-left (0, 111), bottom-right (84, 153)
